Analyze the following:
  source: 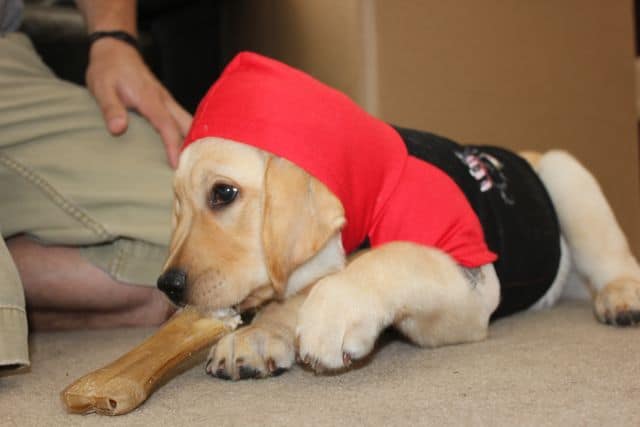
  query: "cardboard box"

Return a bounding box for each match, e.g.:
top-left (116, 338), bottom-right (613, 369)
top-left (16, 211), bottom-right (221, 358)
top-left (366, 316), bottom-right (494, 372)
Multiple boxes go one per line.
top-left (226, 0), bottom-right (640, 255)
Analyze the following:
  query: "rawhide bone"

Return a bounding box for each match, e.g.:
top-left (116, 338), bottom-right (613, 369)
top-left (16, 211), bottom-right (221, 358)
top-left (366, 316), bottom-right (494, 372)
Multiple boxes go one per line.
top-left (61, 307), bottom-right (240, 416)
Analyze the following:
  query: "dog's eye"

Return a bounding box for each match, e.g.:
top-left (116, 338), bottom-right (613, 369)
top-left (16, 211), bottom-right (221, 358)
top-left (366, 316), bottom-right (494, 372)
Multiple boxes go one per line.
top-left (209, 184), bottom-right (239, 209)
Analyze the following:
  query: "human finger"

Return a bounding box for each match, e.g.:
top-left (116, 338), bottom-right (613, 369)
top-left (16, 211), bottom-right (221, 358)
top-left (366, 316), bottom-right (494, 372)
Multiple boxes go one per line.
top-left (163, 92), bottom-right (193, 137)
top-left (91, 81), bottom-right (129, 135)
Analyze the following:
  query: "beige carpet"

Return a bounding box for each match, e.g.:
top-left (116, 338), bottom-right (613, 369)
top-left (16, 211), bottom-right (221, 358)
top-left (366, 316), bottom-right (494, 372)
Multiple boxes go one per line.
top-left (1, 300), bottom-right (639, 426)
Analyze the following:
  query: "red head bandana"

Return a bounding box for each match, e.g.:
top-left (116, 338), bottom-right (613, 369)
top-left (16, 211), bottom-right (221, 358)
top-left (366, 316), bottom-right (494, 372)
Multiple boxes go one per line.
top-left (183, 52), bottom-right (496, 267)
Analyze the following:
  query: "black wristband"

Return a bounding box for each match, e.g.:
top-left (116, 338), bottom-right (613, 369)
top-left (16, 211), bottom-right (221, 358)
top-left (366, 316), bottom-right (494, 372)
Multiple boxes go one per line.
top-left (88, 31), bottom-right (139, 51)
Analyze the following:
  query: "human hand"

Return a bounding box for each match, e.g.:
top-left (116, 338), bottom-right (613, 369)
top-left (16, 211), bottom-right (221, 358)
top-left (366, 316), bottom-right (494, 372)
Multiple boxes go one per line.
top-left (86, 38), bottom-right (192, 168)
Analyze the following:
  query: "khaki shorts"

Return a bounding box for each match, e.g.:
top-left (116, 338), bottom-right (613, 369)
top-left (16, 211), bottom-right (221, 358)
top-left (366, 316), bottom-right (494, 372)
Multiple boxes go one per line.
top-left (0, 33), bottom-right (174, 370)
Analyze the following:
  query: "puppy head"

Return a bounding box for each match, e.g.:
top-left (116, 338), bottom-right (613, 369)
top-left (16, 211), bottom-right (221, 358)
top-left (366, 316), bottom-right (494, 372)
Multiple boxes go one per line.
top-left (158, 138), bottom-right (346, 311)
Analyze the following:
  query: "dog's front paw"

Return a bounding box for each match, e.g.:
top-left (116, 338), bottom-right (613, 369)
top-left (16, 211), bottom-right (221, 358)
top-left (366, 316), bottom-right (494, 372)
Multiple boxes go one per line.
top-left (594, 278), bottom-right (640, 326)
top-left (296, 277), bottom-right (391, 373)
top-left (206, 325), bottom-right (294, 380)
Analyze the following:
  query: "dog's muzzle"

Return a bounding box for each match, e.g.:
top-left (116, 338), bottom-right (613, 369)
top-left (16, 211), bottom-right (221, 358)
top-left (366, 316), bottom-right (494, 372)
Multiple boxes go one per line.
top-left (157, 268), bottom-right (187, 306)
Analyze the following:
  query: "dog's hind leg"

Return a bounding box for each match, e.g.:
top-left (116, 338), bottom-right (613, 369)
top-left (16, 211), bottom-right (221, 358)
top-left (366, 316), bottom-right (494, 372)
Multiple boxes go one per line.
top-left (534, 150), bottom-right (640, 326)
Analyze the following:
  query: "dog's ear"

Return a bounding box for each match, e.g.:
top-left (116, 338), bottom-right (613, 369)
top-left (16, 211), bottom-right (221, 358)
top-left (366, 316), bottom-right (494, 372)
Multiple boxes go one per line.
top-left (262, 156), bottom-right (345, 295)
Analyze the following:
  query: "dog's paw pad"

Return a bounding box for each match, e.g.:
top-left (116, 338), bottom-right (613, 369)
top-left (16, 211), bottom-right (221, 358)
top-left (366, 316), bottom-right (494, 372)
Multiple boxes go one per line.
top-left (612, 310), bottom-right (640, 326)
top-left (211, 369), bottom-right (232, 381)
top-left (237, 364), bottom-right (261, 379)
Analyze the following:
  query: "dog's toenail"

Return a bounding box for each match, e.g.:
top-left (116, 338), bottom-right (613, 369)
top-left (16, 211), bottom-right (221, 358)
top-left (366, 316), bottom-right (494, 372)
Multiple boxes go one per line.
top-left (615, 312), bottom-right (632, 326)
top-left (267, 358), bottom-right (276, 372)
top-left (342, 352), bottom-right (352, 367)
top-left (313, 362), bottom-right (325, 375)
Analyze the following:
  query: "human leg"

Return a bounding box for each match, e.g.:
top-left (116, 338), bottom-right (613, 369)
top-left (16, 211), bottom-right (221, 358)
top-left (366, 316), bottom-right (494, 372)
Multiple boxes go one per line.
top-left (7, 236), bottom-right (173, 330)
top-left (0, 33), bottom-right (175, 330)
top-left (0, 236), bottom-right (29, 371)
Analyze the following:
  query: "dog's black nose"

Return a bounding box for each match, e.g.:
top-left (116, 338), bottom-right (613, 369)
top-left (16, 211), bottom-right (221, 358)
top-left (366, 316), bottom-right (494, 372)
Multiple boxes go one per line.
top-left (157, 268), bottom-right (187, 305)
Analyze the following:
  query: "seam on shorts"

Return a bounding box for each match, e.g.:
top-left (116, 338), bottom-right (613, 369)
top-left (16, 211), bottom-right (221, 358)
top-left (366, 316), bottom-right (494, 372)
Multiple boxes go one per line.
top-left (0, 305), bottom-right (26, 314)
top-left (110, 241), bottom-right (126, 279)
top-left (0, 152), bottom-right (113, 240)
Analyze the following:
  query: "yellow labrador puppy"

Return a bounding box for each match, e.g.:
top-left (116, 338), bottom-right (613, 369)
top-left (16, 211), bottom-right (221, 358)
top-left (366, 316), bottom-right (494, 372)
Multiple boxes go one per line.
top-left (158, 53), bottom-right (640, 380)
